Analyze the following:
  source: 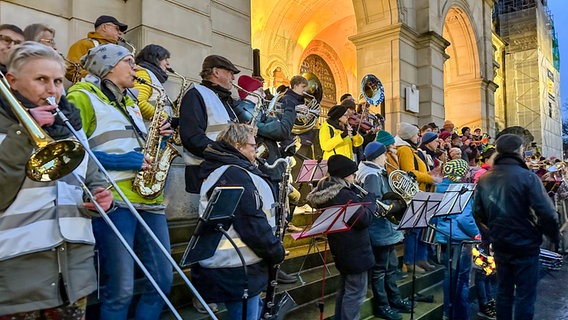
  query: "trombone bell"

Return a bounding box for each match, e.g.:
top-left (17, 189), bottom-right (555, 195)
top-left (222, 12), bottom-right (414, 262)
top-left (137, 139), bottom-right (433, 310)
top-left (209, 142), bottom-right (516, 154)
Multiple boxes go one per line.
top-left (27, 139), bottom-right (86, 182)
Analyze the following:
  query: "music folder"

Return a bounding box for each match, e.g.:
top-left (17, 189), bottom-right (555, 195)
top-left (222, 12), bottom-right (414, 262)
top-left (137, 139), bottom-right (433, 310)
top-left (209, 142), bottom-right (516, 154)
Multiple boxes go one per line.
top-left (180, 186), bottom-right (244, 266)
top-left (296, 159), bottom-right (328, 183)
top-left (291, 202), bottom-right (368, 240)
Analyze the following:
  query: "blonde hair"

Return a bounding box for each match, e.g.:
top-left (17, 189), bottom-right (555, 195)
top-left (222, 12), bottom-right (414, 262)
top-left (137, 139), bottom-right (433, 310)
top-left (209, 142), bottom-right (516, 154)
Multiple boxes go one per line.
top-left (7, 41), bottom-right (64, 74)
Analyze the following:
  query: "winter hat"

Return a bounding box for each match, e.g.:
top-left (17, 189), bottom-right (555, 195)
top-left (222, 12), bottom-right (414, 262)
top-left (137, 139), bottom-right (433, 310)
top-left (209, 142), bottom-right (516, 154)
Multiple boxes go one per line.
top-left (327, 105), bottom-right (348, 121)
top-left (376, 130), bottom-right (395, 146)
top-left (398, 122), bottom-right (419, 140)
top-left (439, 131), bottom-right (452, 141)
top-left (496, 134), bottom-right (524, 155)
top-left (443, 120), bottom-right (455, 130)
top-left (80, 44), bottom-right (132, 79)
top-left (202, 54), bottom-right (240, 74)
top-left (364, 142), bottom-right (387, 161)
top-left (327, 154), bottom-right (358, 178)
top-left (443, 159), bottom-right (468, 182)
top-left (461, 126), bottom-right (471, 135)
top-left (237, 75), bottom-right (263, 100)
top-left (421, 132), bottom-right (438, 145)
top-left (428, 122), bottom-right (439, 130)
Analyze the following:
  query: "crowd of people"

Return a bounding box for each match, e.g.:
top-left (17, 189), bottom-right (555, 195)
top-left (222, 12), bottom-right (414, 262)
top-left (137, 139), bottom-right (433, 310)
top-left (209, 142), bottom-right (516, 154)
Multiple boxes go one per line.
top-left (0, 13), bottom-right (562, 320)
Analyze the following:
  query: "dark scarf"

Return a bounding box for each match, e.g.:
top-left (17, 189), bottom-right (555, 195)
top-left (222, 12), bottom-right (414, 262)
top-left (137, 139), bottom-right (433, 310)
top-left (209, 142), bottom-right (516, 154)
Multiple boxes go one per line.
top-left (201, 80), bottom-right (233, 101)
top-left (199, 141), bottom-right (265, 179)
top-left (10, 91), bottom-right (82, 140)
top-left (493, 152), bottom-right (529, 170)
top-left (404, 138), bottom-right (418, 149)
top-left (138, 61), bottom-right (168, 83)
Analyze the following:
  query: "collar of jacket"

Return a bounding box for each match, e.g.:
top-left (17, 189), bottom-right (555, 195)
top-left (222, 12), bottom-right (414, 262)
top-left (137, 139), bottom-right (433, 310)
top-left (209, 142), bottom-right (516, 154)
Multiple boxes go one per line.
top-left (199, 141), bottom-right (265, 179)
top-left (493, 153), bottom-right (529, 170)
top-left (283, 89), bottom-right (304, 103)
top-left (87, 31), bottom-right (118, 44)
top-left (201, 80), bottom-right (233, 100)
top-left (307, 179), bottom-right (345, 207)
top-left (326, 119), bottom-right (342, 131)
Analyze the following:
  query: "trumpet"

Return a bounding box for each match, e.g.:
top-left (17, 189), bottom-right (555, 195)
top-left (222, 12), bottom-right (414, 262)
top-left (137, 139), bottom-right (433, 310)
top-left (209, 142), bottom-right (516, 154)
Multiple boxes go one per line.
top-left (352, 183), bottom-right (406, 225)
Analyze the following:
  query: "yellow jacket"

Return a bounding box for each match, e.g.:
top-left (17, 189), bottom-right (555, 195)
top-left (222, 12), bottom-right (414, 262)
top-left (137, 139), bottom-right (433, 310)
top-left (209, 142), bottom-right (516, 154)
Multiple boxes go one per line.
top-left (65, 32), bottom-right (117, 82)
top-left (319, 120), bottom-right (363, 160)
top-left (394, 136), bottom-right (434, 191)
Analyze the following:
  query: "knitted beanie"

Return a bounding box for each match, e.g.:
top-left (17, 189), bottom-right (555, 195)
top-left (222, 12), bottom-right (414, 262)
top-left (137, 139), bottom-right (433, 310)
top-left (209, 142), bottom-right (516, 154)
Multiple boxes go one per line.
top-left (364, 142), bottom-right (387, 161)
top-left (80, 44), bottom-right (132, 79)
top-left (327, 105), bottom-right (348, 121)
top-left (376, 130), bottom-right (395, 146)
top-left (327, 154), bottom-right (358, 178)
top-left (421, 132), bottom-right (438, 145)
top-left (237, 75), bottom-right (263, 100)
top-left (398, 122), bottom-right (419, 140)
top-left (443, 159), bottom-right (468, 182)
top-left (439, 131), bottom-right (452, 141)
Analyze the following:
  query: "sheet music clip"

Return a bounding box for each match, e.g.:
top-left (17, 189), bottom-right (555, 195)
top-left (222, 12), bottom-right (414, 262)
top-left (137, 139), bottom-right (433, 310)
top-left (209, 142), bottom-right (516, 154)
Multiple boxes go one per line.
top-left (296, 159), bottom-right (328, 183)
top-left (433, 183), bottom-right (475, 218)
top-left (291, 201), bottom-right (369, 285)
top-left (398, 191), bottom-right (444, 231)
top-left (180, 186), bottom-right (244, 267)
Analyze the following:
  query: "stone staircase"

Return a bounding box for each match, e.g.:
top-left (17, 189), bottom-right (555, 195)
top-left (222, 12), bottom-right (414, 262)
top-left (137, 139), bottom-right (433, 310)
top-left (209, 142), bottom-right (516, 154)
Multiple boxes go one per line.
top-left (156, 209), bottom-right (451, 320)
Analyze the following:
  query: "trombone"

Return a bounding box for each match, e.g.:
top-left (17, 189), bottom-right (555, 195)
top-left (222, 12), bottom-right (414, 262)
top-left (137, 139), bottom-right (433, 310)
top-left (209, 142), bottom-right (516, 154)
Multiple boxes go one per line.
top-left (0, 73), bottom-right (217, 320)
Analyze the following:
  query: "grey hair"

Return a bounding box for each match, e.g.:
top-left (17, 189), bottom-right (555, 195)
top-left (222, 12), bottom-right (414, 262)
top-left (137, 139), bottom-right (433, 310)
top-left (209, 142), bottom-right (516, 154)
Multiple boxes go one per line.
top-left (7, 41), bottom-right (65, 74)
top-left (217, 123), bottom-right (255, 147)
top-left (23, 23), bottom-right (55, 42)
top-left (199, 68), bottom-right (213, 80)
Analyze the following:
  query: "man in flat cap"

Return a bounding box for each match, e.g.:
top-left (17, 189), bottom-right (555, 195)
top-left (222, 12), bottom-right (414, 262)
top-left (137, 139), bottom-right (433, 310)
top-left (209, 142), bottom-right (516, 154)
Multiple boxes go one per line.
top-left (473, 133), bottom-right (559, 320)
top-left (65, 15), bottom-right (128, 82)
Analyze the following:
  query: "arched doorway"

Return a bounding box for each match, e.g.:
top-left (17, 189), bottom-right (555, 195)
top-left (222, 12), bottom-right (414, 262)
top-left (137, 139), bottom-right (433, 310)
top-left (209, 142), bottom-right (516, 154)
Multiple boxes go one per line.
top-left (442, 6), bottom-right (482, 131)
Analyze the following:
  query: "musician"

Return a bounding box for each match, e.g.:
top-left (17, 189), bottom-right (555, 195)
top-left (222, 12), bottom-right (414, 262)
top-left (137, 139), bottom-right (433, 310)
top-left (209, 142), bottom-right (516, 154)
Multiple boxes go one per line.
top-left (319, 104), bottom-right (363, 160)
top-left (0, 24), bottom-right (24, 74)
top-left (418, 131), bottom-right (442, 170)
top-left (395, 122), bottom-right (440, 273)
top-left (65, 15), bottom-right (127, 82)
top-left (355, 142), bottom-right (411, 320)
top-left (473, 134), bottom-right (559, 320)
top-left (134, 44), bottom-right (173, 120)
top-left (195, 123), bottom-right (285, 320)
top-left (23, 24), bottom-right (57, 50)
top-left (432, 159), bottom-right (480, 320)
top-left (67, 44), bottom-right (173, 320)
top-left (376, 130), bottom-right (399, 175)
top-left (179, 54), bottom-right (240, 194)
top-left (0, 42), bottom-right (112, 318)
top-left (307, 154), bottom-right (376, 320)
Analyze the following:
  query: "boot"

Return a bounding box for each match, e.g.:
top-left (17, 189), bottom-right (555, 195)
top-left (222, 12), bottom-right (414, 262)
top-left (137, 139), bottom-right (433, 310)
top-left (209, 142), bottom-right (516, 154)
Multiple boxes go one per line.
top-left (277, 269), bottom-right (298, 284)
top-left (374, 306), bottom-right (402, 320)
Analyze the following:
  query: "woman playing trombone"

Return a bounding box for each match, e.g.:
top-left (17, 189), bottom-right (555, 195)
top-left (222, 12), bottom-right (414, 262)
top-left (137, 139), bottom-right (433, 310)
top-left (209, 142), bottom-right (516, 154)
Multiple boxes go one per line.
top-left (0, 42), bottom-right (113, 319)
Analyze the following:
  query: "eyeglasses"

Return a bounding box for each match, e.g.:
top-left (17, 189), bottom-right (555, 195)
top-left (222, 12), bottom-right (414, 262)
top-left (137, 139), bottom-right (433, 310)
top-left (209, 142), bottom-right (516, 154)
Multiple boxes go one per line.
top-left (244, 142), bottom-right (257, 149)
top-left (121, 58), bottom-right (136, 68)
top-left (105, 23), bottom-right (121, 32)
top-left (39, 38), bottom-right (56, 46)
top-left (0, 35), bottom-right (22, 46)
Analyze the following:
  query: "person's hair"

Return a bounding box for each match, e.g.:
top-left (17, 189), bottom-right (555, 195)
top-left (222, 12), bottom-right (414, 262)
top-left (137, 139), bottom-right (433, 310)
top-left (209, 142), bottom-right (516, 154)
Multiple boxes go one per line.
top-left (7, 41), bottom-right (64, 74)
top-left (23, 23), bottom-right (55, 42)
top-left (290, 75), bottom-right (308, 88)
top-left (340, 93), bottom-right (352, 102)
top-left (420, 124), bottom-right (433, 133)
top-left (276, 84), bottom-right (288, 94)
top-left (135, 44), bottom-right (170, 66)
top-left (199, 68), bottom-right (213, 80)
top-left (217, 123), bottom-right (255, 147)
top-left (0, 24), bottom-right (24, 35)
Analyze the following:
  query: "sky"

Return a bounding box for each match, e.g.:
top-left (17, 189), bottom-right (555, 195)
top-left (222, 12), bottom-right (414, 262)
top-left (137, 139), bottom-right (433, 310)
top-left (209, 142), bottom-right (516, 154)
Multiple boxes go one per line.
top-left (547, 0), bottom-right (567, 112)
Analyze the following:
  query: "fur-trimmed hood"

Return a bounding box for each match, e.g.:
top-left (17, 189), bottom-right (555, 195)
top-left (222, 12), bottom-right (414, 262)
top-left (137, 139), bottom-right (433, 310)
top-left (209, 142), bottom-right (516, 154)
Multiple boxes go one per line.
top-left (306, 179), bottom-right (346, 208)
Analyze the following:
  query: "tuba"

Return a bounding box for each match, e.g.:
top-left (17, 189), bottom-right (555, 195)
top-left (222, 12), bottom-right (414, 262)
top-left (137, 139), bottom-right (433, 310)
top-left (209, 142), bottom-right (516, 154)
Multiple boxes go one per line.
top-left (292, 72), bottom-right (321, 135)
top-left (389, 170), bottom-right (419, 204)
top-left (0, 73), bottom-right (85, 181)
top-left (132, 77), bottom-right (181, 198)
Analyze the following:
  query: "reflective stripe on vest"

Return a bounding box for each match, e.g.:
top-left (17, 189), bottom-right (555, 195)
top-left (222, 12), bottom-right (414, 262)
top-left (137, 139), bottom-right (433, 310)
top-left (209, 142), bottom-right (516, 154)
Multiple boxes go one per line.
top-left (78, 89), bottom-right (146, 182)
top-left (198, 165), bottom-right (276, 268)
top-left (182, 84), bottom-right (232, 166)
top-left (0, 132), bottom-right (94, 261)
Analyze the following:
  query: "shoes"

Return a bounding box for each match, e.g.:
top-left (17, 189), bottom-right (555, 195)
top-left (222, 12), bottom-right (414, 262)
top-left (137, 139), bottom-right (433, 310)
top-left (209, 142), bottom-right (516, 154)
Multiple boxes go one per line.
top-left (478, 302), bottom-right (496, 319)
top-left (374, 306), bottom-right (402, 320)
top-left (404, 263), bottom-right (426, 273)
top-left (286, 224), bottom-right (303, 232)
top-left (391, 298), bottom-right (414, 313)
top-left (277, 269), bottom-right (298, 284)
top-left (416, 260), bottom-right (436, 271)
top-left (192, 296), bottom-right (218, 314)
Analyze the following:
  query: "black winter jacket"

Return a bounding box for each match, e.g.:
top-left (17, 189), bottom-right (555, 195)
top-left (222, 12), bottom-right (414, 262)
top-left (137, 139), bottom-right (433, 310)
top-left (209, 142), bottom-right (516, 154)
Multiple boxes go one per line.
top-left (191, 141), bottom-right (285, 302)
top-left (472, 153), bottom-right (559, 256)
top-left (307, 178), bottom-right (376, 274)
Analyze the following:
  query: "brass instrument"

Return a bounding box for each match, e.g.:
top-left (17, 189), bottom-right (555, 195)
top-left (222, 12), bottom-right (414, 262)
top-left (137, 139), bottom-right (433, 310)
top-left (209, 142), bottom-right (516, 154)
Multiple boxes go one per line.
top-left (0, 73), bottom-right (85, 182)
top-left (292, 72), bottom-right (321, 135)
top-left (60, 53), bottom-right (83, 84)
top-left (388, 170), bottom-right (420, 204)
top-left (233, 81), bottom-right (266, 128)
top-left (42, 98), bottom-right (217, 320)
top-left (166, 67), bottom-right (191, 145)
top-left (118, 36), bottom-right (136, 56)
top-left (352, 183), bottom-right (407, 225)
top-left (133, 77), bottom-right (180, 198)
top-left (356, 74), bottom-right (385, 132)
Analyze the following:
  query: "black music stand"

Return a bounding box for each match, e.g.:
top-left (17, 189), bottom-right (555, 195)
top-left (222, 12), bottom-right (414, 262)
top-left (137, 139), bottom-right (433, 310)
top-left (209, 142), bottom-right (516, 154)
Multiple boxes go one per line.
top-left (296, 159), bottom-right (328, 184)
top-left (291, 201), bottom-right (370, 320)
top-left (430, 183), bottom-right (475, 320)
top-left (179, 187), bottom-right (247, 320)
top-left (398, 191), bottom-right (444, 320)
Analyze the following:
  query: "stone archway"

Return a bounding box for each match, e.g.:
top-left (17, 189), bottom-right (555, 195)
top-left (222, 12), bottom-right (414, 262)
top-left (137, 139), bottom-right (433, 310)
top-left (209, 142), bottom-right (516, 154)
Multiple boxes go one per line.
top-left (442, 6), bottom-right (482, 131)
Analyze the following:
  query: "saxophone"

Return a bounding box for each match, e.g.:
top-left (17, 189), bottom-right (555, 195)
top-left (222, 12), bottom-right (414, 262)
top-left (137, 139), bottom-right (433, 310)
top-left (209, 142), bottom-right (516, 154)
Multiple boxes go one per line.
top-left (166, 67), bottom-right (191, 145)
top-left (132, 77), bottom-right (181, 199)
top-left (261, 157), bottom-right (296, 320)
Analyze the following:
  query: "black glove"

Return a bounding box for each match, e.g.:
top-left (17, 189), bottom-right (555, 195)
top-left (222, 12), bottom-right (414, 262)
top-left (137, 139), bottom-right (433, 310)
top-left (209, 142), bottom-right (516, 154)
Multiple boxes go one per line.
top-left (340, 130), bottom-right (349, 138)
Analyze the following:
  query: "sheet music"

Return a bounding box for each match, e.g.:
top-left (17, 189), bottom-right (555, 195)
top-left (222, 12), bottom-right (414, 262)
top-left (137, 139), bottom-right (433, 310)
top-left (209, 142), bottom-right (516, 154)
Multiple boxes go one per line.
top-left (291, 203), bottom-right (364, 240)
top-left (435, 183), bottom-right (475, 217)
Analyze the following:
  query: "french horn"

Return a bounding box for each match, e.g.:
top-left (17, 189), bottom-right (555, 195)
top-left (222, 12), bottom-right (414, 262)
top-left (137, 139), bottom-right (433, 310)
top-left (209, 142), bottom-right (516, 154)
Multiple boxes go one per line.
top-left (292, 72), bottom-right (322, 135)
